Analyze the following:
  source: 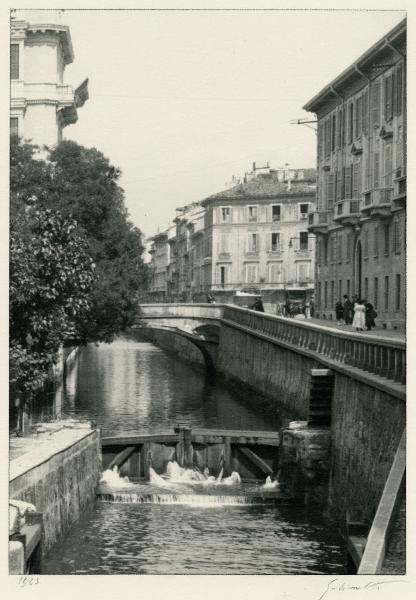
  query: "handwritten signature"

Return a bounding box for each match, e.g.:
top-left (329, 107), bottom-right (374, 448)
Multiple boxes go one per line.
top-left (317, 578), bottom-right (408, 600)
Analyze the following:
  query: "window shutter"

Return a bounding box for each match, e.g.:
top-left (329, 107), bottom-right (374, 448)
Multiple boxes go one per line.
top-left (374, 151), bottom-right (380, 189)
top-left (229, 207), bottom-right (233, 224)
top-left (362, 90), bottom-right (368, 134)
top-left (352, 162), bottom-right (359, 199)
top-left (336, 169), bottom-right (342, 201)
top-left (318, 121), bottom-right (324, 159)
top-left (345, 166), bottom-right (352, 198)
top-left (384, 144), bottom-right (392, 187)
top-left (10, 117), bottom-right (19, 137)
top-left (395, 65), bottom-right (403, 116)
top-left (371, 81), bottom-right (380, 127)
top-left (10, 44), bottom-right (19, 79)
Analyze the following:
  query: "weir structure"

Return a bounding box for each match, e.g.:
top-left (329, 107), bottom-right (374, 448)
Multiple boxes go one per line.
top-left (135, 302), bottom-right (406, 574)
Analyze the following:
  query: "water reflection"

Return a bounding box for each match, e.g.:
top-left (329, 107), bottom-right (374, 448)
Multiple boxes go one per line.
top-left (62, 336), bottom-right (285, 436)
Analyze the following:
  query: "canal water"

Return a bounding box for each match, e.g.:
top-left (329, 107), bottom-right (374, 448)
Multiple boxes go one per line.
top-left (44, 336), bottom-right (347, 574)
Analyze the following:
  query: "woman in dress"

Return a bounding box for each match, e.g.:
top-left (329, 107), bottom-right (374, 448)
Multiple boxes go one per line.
top-left (352, 299), bottom-right (366, 332)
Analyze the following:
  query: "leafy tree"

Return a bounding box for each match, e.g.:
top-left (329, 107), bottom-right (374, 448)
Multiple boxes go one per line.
top-left (10, 139), bottom-right (148, 401)
top-left (10, 208), bottom-right (95, 395)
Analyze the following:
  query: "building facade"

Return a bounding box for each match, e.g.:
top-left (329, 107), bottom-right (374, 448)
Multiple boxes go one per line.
top-left (200, 167), bottom-right (317, 304)
top-left (10, 9), bottom-right (88, 147)
top-left (304, 18), bottom-right (406, 330)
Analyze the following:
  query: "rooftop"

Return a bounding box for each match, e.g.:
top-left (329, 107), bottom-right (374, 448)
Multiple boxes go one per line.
top-left (203, 169), bottom-right (316, 203)
top-left (303, 18), bottom-right (406, 113)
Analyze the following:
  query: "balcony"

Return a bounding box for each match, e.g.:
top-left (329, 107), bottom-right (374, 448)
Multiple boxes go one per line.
top-left (308, 211), bottom-right (329, 235)
top-left (361, 188), bottom-right (393, 218)
top-left (333, 199), bottom-right (360, 225)
top-left (392, 176), bottom-right (406, 209)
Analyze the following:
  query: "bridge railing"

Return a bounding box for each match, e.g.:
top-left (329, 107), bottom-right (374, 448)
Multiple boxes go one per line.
top-left (138, 303), bottom-right (225, 320)
top-left (221, 305), bottom-right (406, 385)
top-left (138, 304), bottom-right (406, 386)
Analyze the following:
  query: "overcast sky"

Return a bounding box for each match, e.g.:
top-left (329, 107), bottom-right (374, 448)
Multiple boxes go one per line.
top-left (60, 9), bottom-right (406, 239)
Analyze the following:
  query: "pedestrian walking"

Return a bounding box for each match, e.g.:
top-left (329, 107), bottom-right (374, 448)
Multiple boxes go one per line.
top-left (352, 299), bottom-right (366, 331)
top-left (284, 299), bottom-right (292, 317)
top-left (365, 301), bottom-right (377, 331)
top-left (335, 300), bottom-right (344, 325)
top-left (343, 295), bottom-right (353, 325)
top-left (309, 297), bottom-right (315, 318)
top-left (253, 297), bottom-right (264, 312)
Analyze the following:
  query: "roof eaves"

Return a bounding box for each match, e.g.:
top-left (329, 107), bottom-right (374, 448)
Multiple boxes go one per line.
top-left (303, 17), bottom-right (406, 113)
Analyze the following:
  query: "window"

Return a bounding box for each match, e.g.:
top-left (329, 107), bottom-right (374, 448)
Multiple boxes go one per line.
top-left (346, 279), bottom-right (351, 297)
top-left (395, 65), bottom-right (403, 117)
top-left (269, 263), bottom-right (283, 283)
top-left (219, 233), bottom-right (229, 254)
top-left (330, 280), bottom-right (335, 308)
top-left (299, 203), bottom-right (309, 219)
top-left (373, 140), bottom-right (380, 189)
top-left (220, 207), bottom-right (231, 223)
top-left (384, 144), bottom-right (392, 188)
top-left (384, 276), bottom-right (389, 310)
top-left (331, 235), bottom-right (336, 262)
top-left (394, 219), bottom-right (401, 254)
top-left (371, 80), bottom-right (381, 127)
top-left (220, 266), bottom-right (227, 285)
top-left (355, 96), bottom-right (362, 138)
top-left (348, 102), bottom-right (354, 144)
top-left (248, 233), bottom-right (259, 252)
top-left (10, 117), bottom-right (18, 138)
top-left (318, 282), bottom-right (322, 307)
top-left (338, 232), bottom-right (343, 262)
top-left (324, 281), bottom-right (328, 309)
top-left (299, 232), bottom-right (308, 251)
top-left (384, 222), bottom-right (390, 255)
top-left (323, 238), bottom-right (328, 266)
top-left (364, 277), bottom-right (368, 301)
top-left (374, 277), bottom-right (378, 308)
top-left (272, 205), bottom-right (281, 222)
top-left (362, 89), bottom-right (369, 134)
top-left (248, 206), bottom-right (258, 222)
top-left (271, 232), bottom-right (280, 252)
top-left (331, 113), bottom-right (336, 152)
top-left (373, 224), bottom-right (379, 257)
top-left (352, 161), bottom-right (361, 200)
top-left (338, 280), bottom-right (342, 300)
top-left (327, 173), bottom-right (335, 207)
top-left (344, 166), bottom-right (352, 199)
top-left (246, 263), bottom-right (258, 284)
top-left (11, 44), bottom-right (19, 79)
top-left (396, 274), bottom-right (401, 311)
top-left (298, 262), bottom-right (309, 283)
top-left (384, 74), bottom-right (393, 122)
top-left (346, 232), bottom-right (352, 261)
top-left (363, 229), bottom-right (369, 258)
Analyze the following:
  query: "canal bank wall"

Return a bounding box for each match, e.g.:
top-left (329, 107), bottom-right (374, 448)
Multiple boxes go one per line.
top-left (10, 427), bottom-right (101, 556)
top-left (217, 321), bottom-right (405, 528)
top-left (137, 328), bottom-right (208, 371)
top-left (137, 305), bottom-right (405, 532)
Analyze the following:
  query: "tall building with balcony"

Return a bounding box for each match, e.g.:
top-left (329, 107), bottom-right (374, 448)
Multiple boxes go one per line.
top-left (10, 9), bottom-right (89, 147)
top-left (200, 167), bottom-right (317, 304)
top-left (304, 18), bottom-right (406, 329)
top-left (173, 202), bottom-right (205, 302)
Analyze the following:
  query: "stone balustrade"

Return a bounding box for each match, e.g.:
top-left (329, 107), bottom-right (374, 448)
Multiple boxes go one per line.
top-left (138, 304), bottom-right (406, 385)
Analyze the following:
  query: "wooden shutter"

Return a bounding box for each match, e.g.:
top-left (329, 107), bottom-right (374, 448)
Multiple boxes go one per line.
top-left (395, 65), bottom-right (403, 116)
top-left (10, 44), bottom-right (19, 79)
top-left (384, 75), bottom-right (393, 121)
top-left (371, 81), bottom-right (380, 127)
top-left (10, 117), bottom-right (18, 137)
top-left (384, 144), bottom-right (392, 187)
top-left (336, 169), bottom-right (342, 201)
top-left (362, 90), bottom-right (368, 134)
top-left (374, 143), bottom-right (380, 188)
top-left (327, 173), bottom-right (335, 207)
top-left (355, 97), bottom-right (362, 138)
top-left (318, 121), bottom-right (324, 159)
top-left (344, 166), bottom-right (352, 199)
top-left (352, 162), bottom-right (359, 199)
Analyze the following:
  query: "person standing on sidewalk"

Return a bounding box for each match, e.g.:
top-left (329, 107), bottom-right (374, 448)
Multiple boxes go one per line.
top-left (365, 301), bottom-right (377, 331)
top-left (335, 300), bottom-right (344, 325)
top-left (343, 295), bottom-right (353, 325)
top-left (352, 299), bottom-right (366, 332)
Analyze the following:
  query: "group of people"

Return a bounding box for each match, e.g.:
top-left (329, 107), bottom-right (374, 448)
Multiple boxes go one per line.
top-left (335, 295), bottom-right (377, 332)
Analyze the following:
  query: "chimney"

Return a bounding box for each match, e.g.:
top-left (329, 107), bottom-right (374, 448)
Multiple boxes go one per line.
top-left (253, 161), bottom-right (256, 172)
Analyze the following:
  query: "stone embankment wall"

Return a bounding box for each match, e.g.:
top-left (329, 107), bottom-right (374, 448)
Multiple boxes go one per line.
top-left (217, 322), bottom-right (405, 525)
top-left (138, 328), bottom-right (207, 370)
top-left (10, 429), bottom-right (101, 554)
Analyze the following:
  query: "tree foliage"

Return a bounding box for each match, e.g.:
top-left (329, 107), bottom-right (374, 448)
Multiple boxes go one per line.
top-left (10, 139), bottom-right (148, 395)
top-left (10, 208), bottom-right (95, 393)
